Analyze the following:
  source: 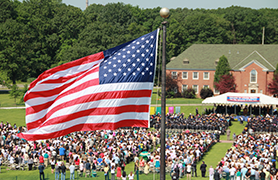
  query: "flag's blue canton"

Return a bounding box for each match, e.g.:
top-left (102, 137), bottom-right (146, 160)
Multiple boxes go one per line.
top-left (99, 30), bottom-right (157, 84)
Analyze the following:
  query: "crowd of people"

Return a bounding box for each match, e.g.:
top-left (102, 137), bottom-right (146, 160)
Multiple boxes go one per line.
top-left (1, 111), bottom-right (277, 180)
top-left (243, 115), bottom-right (278, 133)
top-left (0, 114), bottom-right (218, 180)
top-left (150, 113), bottom-right (231, 135)
top-left (213, 133), bottom-right (278, 180)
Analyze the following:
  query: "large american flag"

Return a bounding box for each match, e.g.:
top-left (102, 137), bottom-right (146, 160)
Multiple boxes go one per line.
top-left (17, 29), bottom-right (159, 141)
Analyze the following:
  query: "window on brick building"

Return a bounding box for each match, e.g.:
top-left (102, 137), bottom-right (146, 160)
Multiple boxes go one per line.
top-left (182, 72), bottom-right (188, 79)
top-left (203, 72), bottom-right (209, 80)
top-left (192, 85), bottom-right (198, 94)
top-left (193, 72), bottom-right (198, 80)
top-left (203, 85), bottom-right (209, 89)
top-left (182, 85), bottom-right (188, 92)
top-left (172, 71), bottom-right (177, 79)
top-left (250, 70), bottom-right (257, 83)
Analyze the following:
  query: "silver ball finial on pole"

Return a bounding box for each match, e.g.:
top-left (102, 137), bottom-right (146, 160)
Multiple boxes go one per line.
top-left (160, 7), bottom-right (170, 18)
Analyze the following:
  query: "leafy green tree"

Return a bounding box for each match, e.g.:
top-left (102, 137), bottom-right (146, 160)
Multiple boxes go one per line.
top-left (214, 55), bottom-right (231, 88)
top-left (9, 84), bottom-right (21, 105)
top-left (0, 19), bottom-right (30, 84)
top-left (182, 88), bottom-right (196, 99)
top-left (268, 63), bottom-right (278, 97)
top-left (200, 87), bottom-right (214, 99)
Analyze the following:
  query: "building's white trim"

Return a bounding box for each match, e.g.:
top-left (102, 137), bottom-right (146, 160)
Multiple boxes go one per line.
top-left (239, 60), bottom-right (269, 71)
top-left (233, 50), bottom-right (274, 70)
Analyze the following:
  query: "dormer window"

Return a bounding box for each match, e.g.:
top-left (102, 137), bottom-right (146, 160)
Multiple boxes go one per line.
top-left (183, 58), bottom-right (189, 65)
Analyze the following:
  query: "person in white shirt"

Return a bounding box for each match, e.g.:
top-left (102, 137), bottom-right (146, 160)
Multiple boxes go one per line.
top-left (128, 171), bottom-right (134, 180)
top-left (69, 163), bottom-right (75, 180)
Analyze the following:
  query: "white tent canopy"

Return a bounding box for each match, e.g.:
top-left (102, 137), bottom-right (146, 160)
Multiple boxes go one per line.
top-left (202, 92), bottom-right (278, 107)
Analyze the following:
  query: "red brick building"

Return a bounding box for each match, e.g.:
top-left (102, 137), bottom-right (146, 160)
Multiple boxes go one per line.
top-left (166, 44), bottom-right (278, 98)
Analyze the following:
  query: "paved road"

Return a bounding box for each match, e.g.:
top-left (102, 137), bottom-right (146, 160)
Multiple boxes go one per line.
top-left (0, 107), bottom-right (25, 109)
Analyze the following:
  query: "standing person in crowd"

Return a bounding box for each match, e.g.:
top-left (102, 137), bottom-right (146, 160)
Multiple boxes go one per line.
top-left (55, 163), bottom-right (60, 180)
top-left (28, 155), bottom-right (34, 171)
top-left (121, 171), bottom-right (127, 180)
top-left (104, 164), bottom-right (109, 180)
top-left (191, 160), bottom-right (197, 177)
top-left (59, 145), bottom-right (66, 161)
top-left (117, 165), bottom-right (122, 180)
top-left (128, 171), bottom-right (134, 180)
top-left (111, 165), bottom-right (116, 180)
top-left (134, 160), bottom-right (139, 180)
top-left (0, 153), bottom-right (2, 173)
top-left (260, 170), bottom-right (266, 180)
top-left (139, 157), bottom-right (145, 174)
top-left (200, 161), bottom-right (207, 178)
top-left (69, 163), bottom-right (75, 180)
top-left (60, 162), bottom-right (66, 180)
top-left (226, 128), bottom-right (231, 141)
top-left (214, 168), bottom-right (220, 180)
top-left (50, 158), bottom-right (56, 174)
top-left (79, 160), bottom-right (84, 177)
top-left (235, 169), bottom-right (241, 180)
top-left (85, 160), bottom-right (91, 178)
top-left (38, 163), bottom-right (45, 180)
top-left (43, 151), bottom-right (49, 168)
top-left (209, 166), bottom-right (214, 180)
top-left (187, 163), bottom-right (192, 180)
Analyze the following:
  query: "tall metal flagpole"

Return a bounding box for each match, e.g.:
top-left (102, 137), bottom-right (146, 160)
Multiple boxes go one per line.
top-left (159, 7), bottom-right (169, 180)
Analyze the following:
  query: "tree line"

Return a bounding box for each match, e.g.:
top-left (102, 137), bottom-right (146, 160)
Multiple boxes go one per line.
top-left (1, 0), bottom-right (278, 85)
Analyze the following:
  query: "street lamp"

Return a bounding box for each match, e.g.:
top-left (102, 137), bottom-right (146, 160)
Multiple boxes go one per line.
top-left (159, 7), bottom-right (169, 180)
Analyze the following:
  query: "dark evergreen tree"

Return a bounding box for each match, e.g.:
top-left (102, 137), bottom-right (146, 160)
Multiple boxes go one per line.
top-left (214, 55), bottom-right (231, 88)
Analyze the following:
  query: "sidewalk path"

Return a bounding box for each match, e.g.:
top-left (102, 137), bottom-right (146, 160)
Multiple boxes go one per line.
top-left (0, 107), bottom-right (25, 109)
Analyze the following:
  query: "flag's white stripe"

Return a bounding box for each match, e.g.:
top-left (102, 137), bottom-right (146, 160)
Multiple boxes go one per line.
top-left (26, 112), bottom-right (149, 134)
top-left (59, 66), bottom-right (99, 95)
top-left (46, 97), bottom-right (151, 123)
top-left (49, 82), bottom-right (153, 113)
top-left (29, 77), bottom-right (78, 92)
top-left (28, 60), bottom-right (102, 93)
top-left (26, 82), bottom-right (153, 108)
top-left (25, 95), bottom-right (59, 108)
top-left (26, 96), bottom-right (151, 124)
top-left (25, 70), bottom-right (98, 106)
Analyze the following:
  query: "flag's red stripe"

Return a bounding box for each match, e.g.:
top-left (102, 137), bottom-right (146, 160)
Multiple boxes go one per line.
top-left (18, 120), bottom-right (148, 141)
top-left (25, 67), bottom-right (99, 102)
top-left (26, 90), bottom-right (152, 130)
top-left (37, 105), bottom-right (149, 129)
top-left (40, 70), bottom-right (88, 84)
top-left (26, 89), bottom-right (152, 115)
top-left (29, 52), bottom-right (104, 90)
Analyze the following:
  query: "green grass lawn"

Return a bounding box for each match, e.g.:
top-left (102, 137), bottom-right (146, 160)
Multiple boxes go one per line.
top-left (151, 88), bottom-right (203, 105)
top-left (0, 109), bottom-right (26, 126)
top-left (0, 94), bottom-right (25, 107)
top-left (220, 120), bottom-right (247, 141)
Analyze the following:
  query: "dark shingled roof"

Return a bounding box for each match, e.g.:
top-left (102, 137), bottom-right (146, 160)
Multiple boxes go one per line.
top-left (166, 44), bottom-right (278, 71)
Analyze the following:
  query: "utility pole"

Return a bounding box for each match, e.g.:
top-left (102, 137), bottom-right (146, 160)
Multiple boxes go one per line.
top-left (262, 27), bottom-right (265, 45)
top-left (86, 0), bottom-right (89, 9)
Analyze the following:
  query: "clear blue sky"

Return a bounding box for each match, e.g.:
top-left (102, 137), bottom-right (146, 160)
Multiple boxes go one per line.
top-left (62, 0), bottom-right (278, 10)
